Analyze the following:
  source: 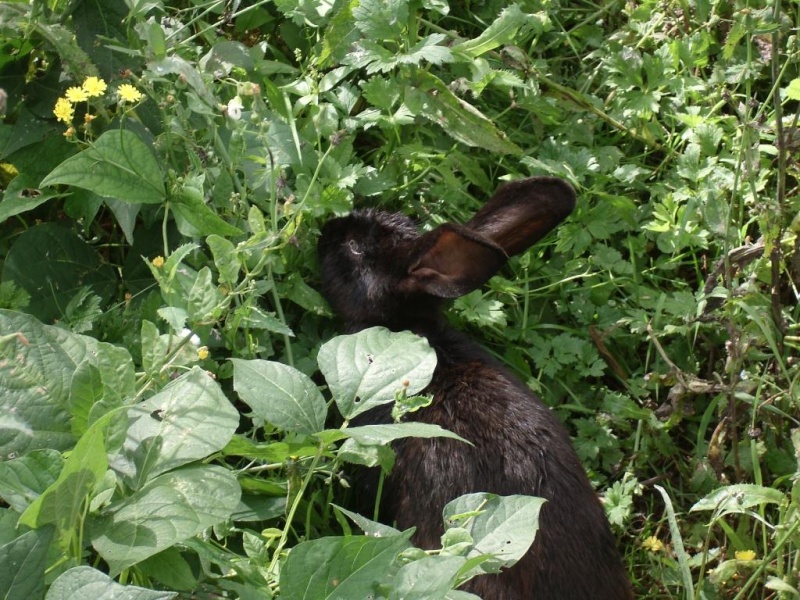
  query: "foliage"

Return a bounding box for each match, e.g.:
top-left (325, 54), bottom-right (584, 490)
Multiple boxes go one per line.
top-left (0, 0), bottom-right (799, 598)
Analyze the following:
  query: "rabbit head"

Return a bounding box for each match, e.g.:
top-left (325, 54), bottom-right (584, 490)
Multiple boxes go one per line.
top-left (318, 177), bottom-right (576, 330)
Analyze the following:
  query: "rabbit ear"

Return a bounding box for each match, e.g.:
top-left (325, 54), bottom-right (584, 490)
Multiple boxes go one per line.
top-left (402, 177), bottom-right (576, 299)
top-left (466, 177), bottom-right (576, 256)
top-left (403, 224), bottom-right (507, 298)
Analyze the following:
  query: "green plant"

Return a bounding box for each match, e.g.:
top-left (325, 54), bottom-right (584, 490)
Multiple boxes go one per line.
top-left (1, 0), bottom-right (800, 597)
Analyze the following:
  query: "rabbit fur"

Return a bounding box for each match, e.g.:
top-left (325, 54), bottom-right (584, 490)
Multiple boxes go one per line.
top-left (317, 177), bottom-right (633, 600)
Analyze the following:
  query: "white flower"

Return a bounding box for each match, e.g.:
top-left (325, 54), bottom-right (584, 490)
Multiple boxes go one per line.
top-left (226, 96), bottom-right (243, 120)
top-left (179, 328), bottom-right (201, 347)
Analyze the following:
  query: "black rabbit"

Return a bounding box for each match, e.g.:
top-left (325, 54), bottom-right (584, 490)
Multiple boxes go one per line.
top-left (318, 177), bottom-right (633, 600)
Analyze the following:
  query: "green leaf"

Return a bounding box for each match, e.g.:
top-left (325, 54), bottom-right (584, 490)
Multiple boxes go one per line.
top-left (442, 493), bottom-right (545, 574)
top-left (186, 267), bottom-right (221, 323)
top-left (404, 72), bottom-right (521, 155)
top-left (90, 464), bottom-right (241, 575)
top-left (0, 527), bottom-right (54, 600)
top-left (207, 234), bottom-right (240, 284)
top-left (45, 566), bottom-right (177, 600)
top-left (785, 78), bottom-right (800, 101)
top-left (110, 367), bottom-right (239, 485)
top-left (280, 532), bottom-right (414, 599)
top-left (389, 555), bottom-right (467, 599)
top-left (0, 310), bottom-right (135, 457)
top-left (352, 0), bottom-right (407, 39)
top-left (0, 449), bottom-right (64, 513)
top-left (235, 305), bottom-right (295, 336)
top-left (690, 484), bottom-right (786, 514)
top-left (171, 178), bottom-right (244, 237)
top-left (18, 417), bottom-right (109, 542)
top-left (344, 423), bottom-right (469, 445)
top-left (2, 223), bottom-right (117, 322)
top-left (453, 5), bottom-right (540, 58)
top-left (41, 130), bottom-right (166, 204)
top-left (231, 358), bottom-right (327, 434)
top-left (317, 327), bottom-right (437, 420)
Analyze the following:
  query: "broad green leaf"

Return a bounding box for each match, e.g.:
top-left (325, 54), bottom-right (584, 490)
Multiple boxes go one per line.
top-left (317, 327), bottom-right (437, 419)
top-left (404, 72), bottom-right (521, 155)
top-left (443, 494), bottom-right (544, 573)
top-left (2, 224), bottom-right (117, 322)
top-left (280, 532), bottom-right (414, 599)
top-left (344, 423), bottom-right (469, 445)
top-left (18, 417), bottom-right (109, 543)
top-left (389, 555), bottom-right (467, 600)
top-left (0, 449), bottom-right (64, 513)
top-left (785, 78), bottom-right (800, 101)
top-left (41, 130), bottom-right (166, 204)
top-left (69, 360), bottom-right (117, 437)
top-left (138, 547), bottom-right (198, 591)
top-left (199, 40), bottom-right (254, 75)
top-left (0, 310), bottom-right (135, 457)
top-left (45, 566), bottom-right (177, 600)
top-left (148, 56), bottom-right (217, 108)
top-left (0, 527), bottom-right (54, 600)
top-left (333, 504), bottom-right (401, 538)
top-left (110, 367), bottom-right (239, 485)
top-left (171, 178), bottom-right (244, 237)
top-left (234, 305), bottom-right (295, 336)
top-left (231, 358), bottom-right (327, 434)
top-left (690, 484), bottom-right (786, 514)
top-left (90, 464), bottom-right (241, 575)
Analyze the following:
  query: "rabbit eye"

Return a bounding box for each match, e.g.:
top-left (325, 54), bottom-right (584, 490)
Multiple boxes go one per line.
top-left (347, 239), bottom-right (362, 256)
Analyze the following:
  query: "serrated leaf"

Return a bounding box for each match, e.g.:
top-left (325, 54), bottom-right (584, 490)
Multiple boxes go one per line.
top-left (317, 327), bottom-right (437, 419)
top-left (280, 532), bottom-right (414, 599)
top-left (109, 368), bottom-right (239, 485)
top-left (231, 359), bottom-right (327, 434)
top-left (45, 565), bottom-right (177, 600)
top-left (207, 234), bottom-right (240, 284)
top-left (41, 130), bottom-right (166, 204)
top-left (404, 72), bottom-right (521, 155)
top-left (90, 464), bottom-right (241, 575)
top-left (690, 484), bottom-right (786, 513)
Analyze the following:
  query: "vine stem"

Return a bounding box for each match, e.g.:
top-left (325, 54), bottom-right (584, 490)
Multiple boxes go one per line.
top-left (266, 441), bottom-right (326, 576)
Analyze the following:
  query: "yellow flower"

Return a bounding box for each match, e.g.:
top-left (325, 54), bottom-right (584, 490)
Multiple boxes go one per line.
top-left (53, 98), bottom-right (74, 123)
top-left (117, 84), bottom-right (143, 103)
top-left (63, 127), bottom-right (75, 137)
top-left (84, 113), bottom-right (97, 124)
top-left (735, 550), bottom-right (756, 561)
top-left (152, 256), bottom-right (165, 268)
top-left (197, 346), bottom-right (209, 360)
top-left (642, 536), bottom-right (664, 553)
top-left (65, 86), bottom-right (88, 103)
top-left (82, 76), bottom-right (107, 97)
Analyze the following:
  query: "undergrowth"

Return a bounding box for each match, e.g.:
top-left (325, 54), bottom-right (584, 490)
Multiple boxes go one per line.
top-left (0, 0), bottom-right (799, 598)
